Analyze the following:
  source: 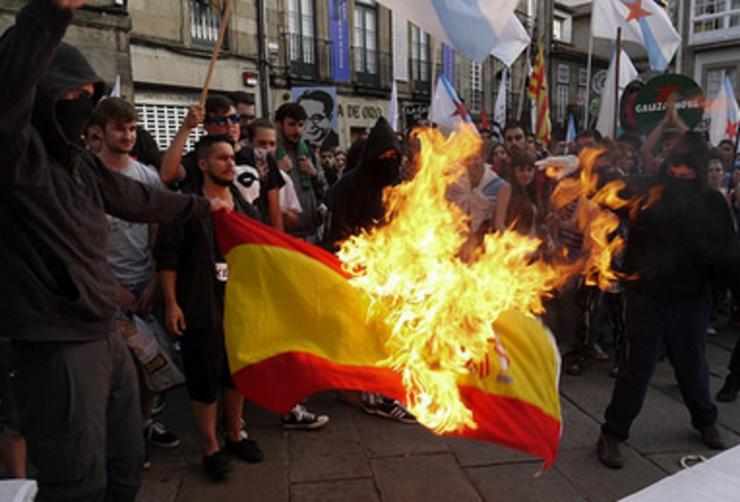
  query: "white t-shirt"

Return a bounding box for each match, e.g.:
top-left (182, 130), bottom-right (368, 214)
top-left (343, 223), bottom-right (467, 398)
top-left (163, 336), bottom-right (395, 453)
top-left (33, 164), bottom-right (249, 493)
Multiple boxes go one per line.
top-left (279, 170), bottom-right (303, 214)
top-left (106, 159), bottom-right (163, 288)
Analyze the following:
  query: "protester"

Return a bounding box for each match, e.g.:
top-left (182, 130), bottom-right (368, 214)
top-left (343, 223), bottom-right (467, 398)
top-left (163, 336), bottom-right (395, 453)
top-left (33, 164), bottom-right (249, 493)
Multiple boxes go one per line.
top-left (0, 1), bottom-right (228, 497)
top-left (504, 151), bottom-right (545, 237)
top-left (598, 132), bottom-right (739, 469)
top-left (488, 143), bottom-right (510, 175)
top-left (232, 91), bottom-right (256, 148)
top-left (503, 122), bottom-right (527, 157)
top-left (334, 148), bottom-right (348, 173)
top-left (640, 97), bottom-right (688, 176)
top-left (275, 102), bottom-right (324, 242)
top-left (320, 145), bottom-right (340, 187)
top-left (91, 97), bottom-right (182, 470)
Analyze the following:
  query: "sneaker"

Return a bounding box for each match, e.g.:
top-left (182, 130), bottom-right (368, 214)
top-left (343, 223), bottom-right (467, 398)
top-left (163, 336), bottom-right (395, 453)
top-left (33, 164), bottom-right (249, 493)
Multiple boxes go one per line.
top-left (596, 433), bottom-right (623, 469)
top-left (225, 430), bottom-right (264, 463)
top-left (282, 404), bottom-right (330, 430)
top-left (591, 343), bottom-right (609, 361)
top-left (360, 393), bottom-right (417, 424)
top-left (699, 425), bottom-right (726, 450)
top-left (707, 326), bottom-right (717, 336)
top-left (202, 450), bottom-right (232, 480)
top-left (142, 450), bottom-right (152, 471)
top-left (143, 420), bottom-right (181, 449)
top-left (716, 375), bottom-right (740, 403)
top-left (151, 393), bottom-right (167, 416)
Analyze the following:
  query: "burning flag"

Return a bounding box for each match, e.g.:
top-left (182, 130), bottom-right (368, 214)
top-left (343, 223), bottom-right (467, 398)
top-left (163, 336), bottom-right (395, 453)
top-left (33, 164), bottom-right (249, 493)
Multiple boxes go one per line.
top-left (214, 125), bottom-right (563, 467)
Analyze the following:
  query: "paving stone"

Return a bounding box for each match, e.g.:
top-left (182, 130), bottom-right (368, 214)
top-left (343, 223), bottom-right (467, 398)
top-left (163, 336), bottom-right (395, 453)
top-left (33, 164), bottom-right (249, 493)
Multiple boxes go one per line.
top-left (291, 479), bottom-right (380, 502)
top-left (372, 454), bottom-right (482, 502)
top-left (466, 463), bottom-right (585, 502)
top-left (176, 425), bottom-right (289, 502)
top-left (645, 450), bottom-right (721, 475)
top-left (445, 436), bottom-right (535, 467)
top-left (289, 402), bottom-right (372, 483)
top-left (353, 407), bottom-right (448, 458)
top-left (137, 462), bottom-right (183, 502)
top-left (560, 398), bottom-right (602, 450)
top-left (555, 447), bottom-right (666, 502)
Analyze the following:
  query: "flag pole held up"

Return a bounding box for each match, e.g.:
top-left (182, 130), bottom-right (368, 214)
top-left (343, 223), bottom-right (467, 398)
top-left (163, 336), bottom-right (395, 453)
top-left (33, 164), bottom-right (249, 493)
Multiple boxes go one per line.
top-left (612, 27), bottom-right (622, 138)
top-left (200, 0), bottom-right (235, 108)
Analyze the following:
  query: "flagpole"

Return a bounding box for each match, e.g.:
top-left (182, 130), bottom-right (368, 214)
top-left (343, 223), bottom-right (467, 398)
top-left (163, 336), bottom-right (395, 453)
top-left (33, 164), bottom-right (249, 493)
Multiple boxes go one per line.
top-left (612, 27), bottom-right (622, 139)
top-left (584, 34), bottom-right (594, 129)
top-left (200, 0), bottom-right (234, 108)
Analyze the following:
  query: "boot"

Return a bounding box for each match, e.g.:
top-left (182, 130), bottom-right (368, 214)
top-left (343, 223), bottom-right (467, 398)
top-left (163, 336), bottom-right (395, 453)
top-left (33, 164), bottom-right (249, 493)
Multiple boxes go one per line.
top-left (596, 433), bottom-right (624, 469)
top-left (699, 425), bottom-right (726, 450)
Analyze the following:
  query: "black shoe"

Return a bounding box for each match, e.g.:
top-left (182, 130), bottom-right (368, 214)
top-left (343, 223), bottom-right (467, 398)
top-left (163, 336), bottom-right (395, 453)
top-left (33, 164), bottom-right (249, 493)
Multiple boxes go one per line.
top-left (225, 431), bottom-right (264, 463)
top-left (566, 357), bottom-right (585, 376)
top-left (360, 393), bottom-right (417, 424)
top-left (281, 404), bottom-right (330, 430)
top-left (202, 450), bottom-right (233, 480)
top-left (596, 433), bottom-right (624, 469)
top-left (699, 425), bottom-right (726, 450)
top-left (717, 375), bottom-right (740, 403)
top-left (143, 420), bottom-right (181, 449)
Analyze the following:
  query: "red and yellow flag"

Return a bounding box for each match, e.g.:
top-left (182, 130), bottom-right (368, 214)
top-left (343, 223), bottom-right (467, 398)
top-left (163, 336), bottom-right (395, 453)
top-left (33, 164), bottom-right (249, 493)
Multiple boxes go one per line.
top-left (528, 43), bottom-right (552, 146)
top-left (214, 211), bottom-right (562, 466)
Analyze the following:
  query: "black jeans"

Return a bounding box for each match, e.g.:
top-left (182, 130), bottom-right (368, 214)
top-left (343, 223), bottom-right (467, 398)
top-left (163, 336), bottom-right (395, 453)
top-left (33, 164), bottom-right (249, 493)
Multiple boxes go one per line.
top-left (728, 336), bottom-right (740, 378)
top-left (602, 291), bottom-right (717, 441)
top-left (13, 334), bottom-right (143, 501)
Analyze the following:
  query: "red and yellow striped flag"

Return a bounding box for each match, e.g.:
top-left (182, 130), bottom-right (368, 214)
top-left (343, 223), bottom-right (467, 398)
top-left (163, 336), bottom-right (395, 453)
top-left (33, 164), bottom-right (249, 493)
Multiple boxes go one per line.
top-left (528, 43), bottom-right (551, 146)
top-left (214, 211), bottom-right (562, 466)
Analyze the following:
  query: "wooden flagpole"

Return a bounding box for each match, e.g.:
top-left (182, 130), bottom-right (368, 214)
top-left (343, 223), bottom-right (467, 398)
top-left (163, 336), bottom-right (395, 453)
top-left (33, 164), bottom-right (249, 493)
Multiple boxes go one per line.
top-left (200, 0), bottom-right (235, 108)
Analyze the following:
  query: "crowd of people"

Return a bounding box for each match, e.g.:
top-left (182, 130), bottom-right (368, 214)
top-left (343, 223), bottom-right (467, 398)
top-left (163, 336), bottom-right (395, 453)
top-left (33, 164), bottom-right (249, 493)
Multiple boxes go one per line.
top-left (3, 0), bottom-right (740, 499)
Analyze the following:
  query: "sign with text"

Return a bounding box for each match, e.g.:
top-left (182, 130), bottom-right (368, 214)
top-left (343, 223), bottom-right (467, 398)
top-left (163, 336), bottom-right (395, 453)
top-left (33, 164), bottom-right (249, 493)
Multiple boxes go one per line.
top-left (328, 0), bottom-right (350, 83)
top-left (633, 74), bottom-right (704, 135)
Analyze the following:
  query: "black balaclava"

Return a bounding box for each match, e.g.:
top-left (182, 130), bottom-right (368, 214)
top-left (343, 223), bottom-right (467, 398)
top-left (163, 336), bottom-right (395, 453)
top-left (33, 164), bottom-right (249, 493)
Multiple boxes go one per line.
top-left (32, 43), bottom-right (105, 165)
top-left (658, 131), bottom-right (710, 185)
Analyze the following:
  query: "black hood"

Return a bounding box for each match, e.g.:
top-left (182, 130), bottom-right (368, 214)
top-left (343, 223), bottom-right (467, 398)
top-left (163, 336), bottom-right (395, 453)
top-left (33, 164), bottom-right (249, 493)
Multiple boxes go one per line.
top-left (32, 42), bottom-right (105, 163)
top-left (658, 131), bottom-right (709, 183)
top-left (355, 117), bottom-right (402, 186)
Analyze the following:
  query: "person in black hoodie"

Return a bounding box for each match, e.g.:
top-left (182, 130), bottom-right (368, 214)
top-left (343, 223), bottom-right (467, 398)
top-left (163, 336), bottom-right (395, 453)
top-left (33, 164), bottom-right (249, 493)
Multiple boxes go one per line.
top-left (324, 118), bottom-right (415, 423)
top-left (597, 132), bottom-right (740, 469)
top-left (0, 1), bottom-right (227, 499)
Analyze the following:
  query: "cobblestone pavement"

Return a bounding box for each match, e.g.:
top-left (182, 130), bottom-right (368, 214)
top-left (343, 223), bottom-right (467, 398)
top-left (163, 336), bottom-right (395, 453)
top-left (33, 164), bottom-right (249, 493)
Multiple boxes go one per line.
top-left (139, 328), bottom-right (740, 501)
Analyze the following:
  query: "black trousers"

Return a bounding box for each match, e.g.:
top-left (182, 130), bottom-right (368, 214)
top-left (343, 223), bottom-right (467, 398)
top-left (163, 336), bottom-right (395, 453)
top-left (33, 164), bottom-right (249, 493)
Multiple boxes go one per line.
top-left (602, 291), bottom-right (718, 441)
top-left (13, 334), bottom-right (143, 502)
top-left (728, 335), bottom-right (740, 377)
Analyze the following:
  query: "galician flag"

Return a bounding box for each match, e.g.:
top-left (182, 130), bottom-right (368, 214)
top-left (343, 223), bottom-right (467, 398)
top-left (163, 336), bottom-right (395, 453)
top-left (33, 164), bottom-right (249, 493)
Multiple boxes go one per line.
top-left (709, 76), bottom-right (740, 149)
top-left (213, 211), bottom-right (562, 466)
top-left (375, 0), bottom-right (519, 63)
top-left (528, 44), bottom-right (551, 146)
top-left (591, 0), bottom-right (681, 72)
top-left (430, 73), bottom-right (473, 131)
top-left (595, 48), bottom-right (639, 139)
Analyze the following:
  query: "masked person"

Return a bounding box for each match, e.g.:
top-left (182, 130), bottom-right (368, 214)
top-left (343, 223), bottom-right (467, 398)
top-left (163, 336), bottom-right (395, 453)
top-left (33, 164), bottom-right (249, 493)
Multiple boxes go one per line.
top-left (0, 1), bottom-right (229, 499)
top-left (597, 132), bottom-right (740, 469)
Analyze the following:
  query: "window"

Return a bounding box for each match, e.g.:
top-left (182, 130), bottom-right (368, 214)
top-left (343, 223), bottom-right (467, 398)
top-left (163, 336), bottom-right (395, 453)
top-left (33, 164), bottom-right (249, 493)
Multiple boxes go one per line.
top-left (354, 1), bottom-right (378, 85)
top-left (691, 0), bottom-right (740, 43)
top-left (706, 66), bottom-right (738, 98)
top-left (470, 62), bottom-right (483, 112)
top-left (553, 18), bottom-right (563, 41)
top-left (557, 64), bottom-right (570, 84)
top-left (552, 12), bottom-right (572, 43)
top-left (288, 0), bottom-right (316, 67)
top-left (189, 0), bottom-right (228, 47)
top-left (136, 104), bottom-right (203, 152)
top-left (411, 25), bottom-right (431, 92)
top-left (578, 68), bottom-right (588, 86)
top-left (556, 85), bottom-right (569, 124)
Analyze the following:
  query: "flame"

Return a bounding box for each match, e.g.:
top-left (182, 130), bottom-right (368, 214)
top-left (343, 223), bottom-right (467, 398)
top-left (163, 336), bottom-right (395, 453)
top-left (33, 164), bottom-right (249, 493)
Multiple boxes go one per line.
top-left (338, 125), bottom-right (560, 433)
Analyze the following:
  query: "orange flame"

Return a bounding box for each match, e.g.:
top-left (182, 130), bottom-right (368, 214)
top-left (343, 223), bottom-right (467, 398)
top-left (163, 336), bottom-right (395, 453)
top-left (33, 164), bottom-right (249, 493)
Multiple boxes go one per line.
top-left (338, 125), bottom-right (560, 433)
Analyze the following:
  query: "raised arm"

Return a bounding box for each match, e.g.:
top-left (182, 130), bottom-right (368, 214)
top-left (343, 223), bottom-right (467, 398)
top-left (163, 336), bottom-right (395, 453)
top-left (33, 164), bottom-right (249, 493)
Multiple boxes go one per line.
top-left (160, 105), bottom-right (203, 185)
top-left (0, 0), bottom-right (80, 168)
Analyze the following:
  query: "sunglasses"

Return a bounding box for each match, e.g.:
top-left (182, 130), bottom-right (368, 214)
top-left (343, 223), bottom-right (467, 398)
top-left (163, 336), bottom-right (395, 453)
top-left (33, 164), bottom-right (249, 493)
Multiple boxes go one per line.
top-left (206, 113), bottom-right (241, 126)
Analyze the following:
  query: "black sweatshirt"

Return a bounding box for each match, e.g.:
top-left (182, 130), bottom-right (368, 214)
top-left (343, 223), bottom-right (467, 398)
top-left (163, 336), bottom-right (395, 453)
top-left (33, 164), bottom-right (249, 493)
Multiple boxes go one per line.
top-left (0, 0), bottom-right (211, 342)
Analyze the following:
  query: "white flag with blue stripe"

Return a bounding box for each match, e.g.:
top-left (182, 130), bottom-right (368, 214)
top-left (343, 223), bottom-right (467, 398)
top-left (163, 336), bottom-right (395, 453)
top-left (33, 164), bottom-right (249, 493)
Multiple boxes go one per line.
top-left (430, 74), bottom-right (473, 131)
top-left (591, 0), bottom-right (680, 71)
top-left (375, 0), bottom-right (520, 63)
top-left (709, 76), bottom-right (740, 149)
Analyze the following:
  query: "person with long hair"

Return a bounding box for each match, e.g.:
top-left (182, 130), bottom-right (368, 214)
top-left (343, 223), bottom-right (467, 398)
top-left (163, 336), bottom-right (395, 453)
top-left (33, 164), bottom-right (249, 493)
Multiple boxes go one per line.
top-left (504, 151), bottom-right (545, 237)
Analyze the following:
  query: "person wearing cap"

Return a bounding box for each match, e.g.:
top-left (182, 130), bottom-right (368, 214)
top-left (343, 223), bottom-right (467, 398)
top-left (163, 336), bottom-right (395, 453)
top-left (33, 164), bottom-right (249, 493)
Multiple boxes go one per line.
top-left (597, 132), bottom-right (740, 469)
top-left (0, 1), bottom-right (231, 499)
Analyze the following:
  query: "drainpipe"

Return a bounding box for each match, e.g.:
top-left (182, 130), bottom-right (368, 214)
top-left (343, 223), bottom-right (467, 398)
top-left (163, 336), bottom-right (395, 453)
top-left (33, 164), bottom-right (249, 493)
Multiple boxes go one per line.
top-left (257, 0), bottom-right (272, 118)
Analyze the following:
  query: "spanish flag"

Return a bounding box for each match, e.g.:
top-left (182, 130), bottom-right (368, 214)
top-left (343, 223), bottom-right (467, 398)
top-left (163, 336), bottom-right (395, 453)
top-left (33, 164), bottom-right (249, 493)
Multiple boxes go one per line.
top-left (214, 211), bottom-right (561, 466)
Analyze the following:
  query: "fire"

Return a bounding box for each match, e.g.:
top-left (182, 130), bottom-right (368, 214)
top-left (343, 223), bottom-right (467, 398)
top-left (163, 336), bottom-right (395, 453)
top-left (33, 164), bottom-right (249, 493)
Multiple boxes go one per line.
top-left (338, 125), bottom-right (560, 433)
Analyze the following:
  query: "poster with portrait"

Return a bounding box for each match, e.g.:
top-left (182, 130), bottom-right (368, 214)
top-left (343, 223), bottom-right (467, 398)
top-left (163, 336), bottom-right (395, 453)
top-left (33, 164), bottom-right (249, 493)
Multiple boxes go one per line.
top-left (292, 86), bottom-right (340, 149)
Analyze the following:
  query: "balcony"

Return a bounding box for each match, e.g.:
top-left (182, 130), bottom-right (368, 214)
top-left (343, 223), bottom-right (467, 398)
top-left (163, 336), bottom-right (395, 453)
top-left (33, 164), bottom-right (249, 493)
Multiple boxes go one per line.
top-left (411, 59), bottom-right (432, 94)
top-left (282, 33), bottom-right (333, 81)
top-left (189, 0), bottom-right (228, 48)
top-left (353, 48), bottom-right (391, 89)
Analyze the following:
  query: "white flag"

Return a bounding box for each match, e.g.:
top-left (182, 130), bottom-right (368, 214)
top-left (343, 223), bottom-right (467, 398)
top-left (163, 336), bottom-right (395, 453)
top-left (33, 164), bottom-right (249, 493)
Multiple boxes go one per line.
top-left (596, 48), bottom-right (639, 139)
top-left (389, 79), bottom-right (399, 132)
top-left (493, 67), bottom-right (508, 138)
top-left (430, 74), bottom-right (472, 131)
top-left (591, 0), bottom-right (680, 71)
top-left (110, 75), bottom-right (122, 98)
top-left (709, 75), bottom-right (740, 148)
top-left (490, 15), bottom-right (530, 67)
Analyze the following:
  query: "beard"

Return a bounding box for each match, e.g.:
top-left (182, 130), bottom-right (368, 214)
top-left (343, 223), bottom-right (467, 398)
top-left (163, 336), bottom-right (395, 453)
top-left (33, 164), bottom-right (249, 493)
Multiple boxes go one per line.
top-left (208, 171), bottom-right (234, 187)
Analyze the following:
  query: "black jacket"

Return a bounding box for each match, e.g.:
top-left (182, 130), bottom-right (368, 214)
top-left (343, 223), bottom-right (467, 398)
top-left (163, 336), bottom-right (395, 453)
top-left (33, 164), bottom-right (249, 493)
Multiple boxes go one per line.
top-left (0, 0), bottom-right (211, 342)
top-left (325, 117), bottom-right (401, 249)
top-left (154, 184), bottom-right (258, 332)
top-left (623, 172), bottom-right (740, 301)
